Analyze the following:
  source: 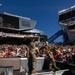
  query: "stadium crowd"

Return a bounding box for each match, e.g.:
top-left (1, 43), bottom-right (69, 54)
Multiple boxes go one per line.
top-left (0, 43), bottom-right (75, 64)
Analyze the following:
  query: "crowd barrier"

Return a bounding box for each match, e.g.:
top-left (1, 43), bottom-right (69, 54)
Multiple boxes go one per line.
top-left (0, 57), bottom-right (45, 75)
top-left (0, 58), bottom-right (20, 75)
top-left (0, 57), bottom-right (74, 75)
top-left (0, 58), bottom-right (20, 70)
top-left (20, 57), bottom-right (44, 72)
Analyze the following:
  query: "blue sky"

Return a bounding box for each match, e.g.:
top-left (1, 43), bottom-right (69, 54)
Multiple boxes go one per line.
top-left (0, 0), bottom-right (75, 42)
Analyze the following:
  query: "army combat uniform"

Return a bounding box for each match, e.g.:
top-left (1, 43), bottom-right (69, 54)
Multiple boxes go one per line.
top-left (45, 42), bottom-right (59, 71)
top-left (29, 37), bottom-right (40, 74)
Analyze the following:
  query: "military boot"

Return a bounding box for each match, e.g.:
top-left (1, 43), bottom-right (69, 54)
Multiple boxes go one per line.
top-left (49, 64), bottom-right (55, 71)
top-left (31, 69), bottom-right (37, 74)
top-left (54, 65), bottom-right (60, 70)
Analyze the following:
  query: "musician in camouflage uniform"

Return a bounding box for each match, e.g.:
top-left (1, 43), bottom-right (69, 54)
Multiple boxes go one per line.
top-left (45, 41), bottom-right (59, 71)
top-left (28, 37), bottom-right (40, 74)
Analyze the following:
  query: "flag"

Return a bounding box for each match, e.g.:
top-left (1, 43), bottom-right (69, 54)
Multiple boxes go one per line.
top-left (52, 28), bottom-right (54, 33)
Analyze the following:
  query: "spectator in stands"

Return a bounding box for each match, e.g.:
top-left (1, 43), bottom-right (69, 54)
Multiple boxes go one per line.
top-left (41, 49), bottom-right (46, 57)
top-left (0, 43), bottom-right (74, 67)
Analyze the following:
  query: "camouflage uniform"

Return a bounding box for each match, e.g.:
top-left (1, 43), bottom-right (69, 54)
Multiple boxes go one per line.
top-left (29, 37), bottom-right (40, 74)
top-left (45, 41), bottom-right (59, 71)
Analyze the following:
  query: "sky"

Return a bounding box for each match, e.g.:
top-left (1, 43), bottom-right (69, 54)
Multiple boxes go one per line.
top-left (0, 0), bottom-right (75, 42)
